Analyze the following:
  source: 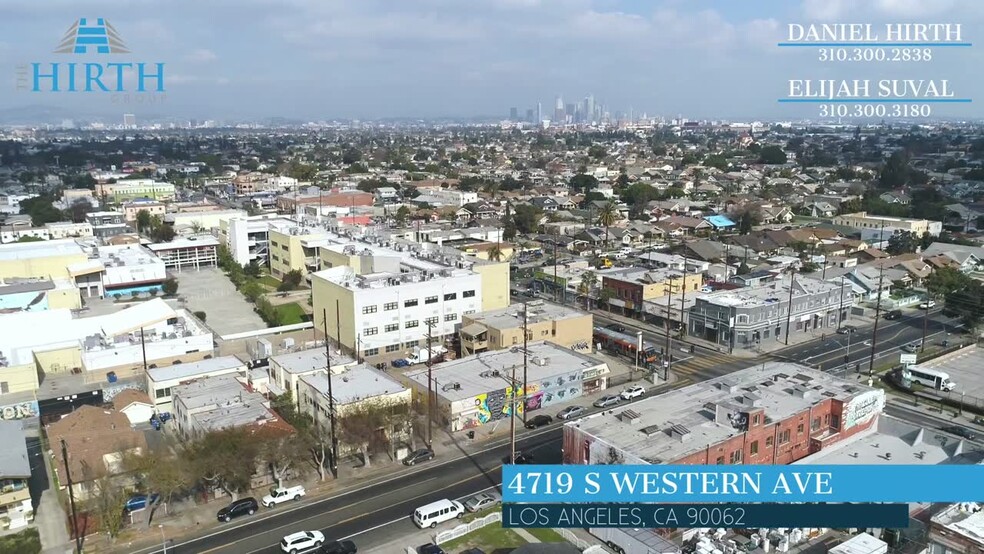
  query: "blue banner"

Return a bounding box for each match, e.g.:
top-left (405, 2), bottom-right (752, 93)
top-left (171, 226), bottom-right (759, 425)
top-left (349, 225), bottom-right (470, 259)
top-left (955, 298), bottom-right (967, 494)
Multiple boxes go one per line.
top-left (502, 465), bottom-right (984, 503)
top-left (502, 503), bottom-right (910, 529)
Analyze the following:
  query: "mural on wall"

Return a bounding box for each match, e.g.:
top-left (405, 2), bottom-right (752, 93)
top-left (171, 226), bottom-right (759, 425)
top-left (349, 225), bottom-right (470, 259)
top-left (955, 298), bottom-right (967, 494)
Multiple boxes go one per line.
top-left (0, 291), bottom-right (49, 315)
top-left (0, 400), bottom-right (39, 420)
top-left (458, 372), bottom-right (583, 430)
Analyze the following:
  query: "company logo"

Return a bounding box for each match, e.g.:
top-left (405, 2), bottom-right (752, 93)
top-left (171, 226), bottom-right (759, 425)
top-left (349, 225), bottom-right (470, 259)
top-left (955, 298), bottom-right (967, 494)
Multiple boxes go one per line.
top-left (16, 18), bottom-right (167, 103)
top-left (54, 18), bottom-right (130, 55)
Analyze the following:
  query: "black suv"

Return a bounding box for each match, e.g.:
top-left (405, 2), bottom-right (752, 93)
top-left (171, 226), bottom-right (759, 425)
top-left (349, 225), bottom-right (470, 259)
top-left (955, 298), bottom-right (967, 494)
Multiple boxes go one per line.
top-left (525, 414), bottom-right (553, 429)
top-left (320, 540), bottom-right (358, 554)
top-left (884, 310), bottom-right (902, 320)
top-left (216, 497), bottom-right (258, 522)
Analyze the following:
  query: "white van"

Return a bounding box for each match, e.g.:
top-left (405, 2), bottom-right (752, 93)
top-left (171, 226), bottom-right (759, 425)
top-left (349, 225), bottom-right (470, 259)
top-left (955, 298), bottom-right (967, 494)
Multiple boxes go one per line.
top-left (413, 498), bottom-right (465, 528)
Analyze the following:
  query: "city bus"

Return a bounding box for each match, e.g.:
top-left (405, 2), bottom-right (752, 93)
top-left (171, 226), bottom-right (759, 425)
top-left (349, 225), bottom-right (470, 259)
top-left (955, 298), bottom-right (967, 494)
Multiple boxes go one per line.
top-left (903, 367), bottom-right (956, 391)
top-left (592, 326), bottom-right (659, 366)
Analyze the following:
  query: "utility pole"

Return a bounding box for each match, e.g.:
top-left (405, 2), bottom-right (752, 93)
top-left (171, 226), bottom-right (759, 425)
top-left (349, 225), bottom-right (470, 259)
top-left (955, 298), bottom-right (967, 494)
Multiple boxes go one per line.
top-left (509, 360), bottom-right (517, 465)
top-left (522, 301), bottom-right (528, 426)
top-left (140, 327), bottom-right (147, 372)
top-left (552, 237), bottom-right (560, 304)
top-left (921, 300), bottom-right (930, 353)
top-left (837, 276), bottom-right (846, 331)
top-left (61, 439), bottom-right (83, 554)
top-left (663, 280), bottom-right (674, 381)
top-left (425, 320), bottom-right (434, 448)
top-left (867, 223), bottom-right (887, 378)
top-left (322, 309), bottom-right (338, 478)
top-left (679, 240), bottom-right (689, 339)
top-left (784, 270), bottom-right (796, 346)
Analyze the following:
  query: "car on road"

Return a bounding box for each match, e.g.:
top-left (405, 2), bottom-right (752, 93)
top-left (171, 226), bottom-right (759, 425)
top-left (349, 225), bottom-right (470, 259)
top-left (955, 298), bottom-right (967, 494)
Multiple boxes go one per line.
top-left (557, 406), bottom-right (586, 420)
top-left (463, 491), bottom-right (502, 512)
top-left (836, 325), bottom-right (857, 334)
top-left (920, 300), bottom-right (937, 309)
top-left (620, 385), bottom-right (646, 400)
top-left (525, 414), bottom-right (553, 429)
top-left (885, 310), bottom-right (902, 320)
top-left (403, 448), bottom-right (435, 466)
top-left (216, 497), bottom-right (258, 522)
top-left (607, 323), bottom-right (627, 333)
top-left (502, 451), bottom-right (534, 464)
top-left (319, 539), bottom-right (358, 554)
top-left (263, 485), bottom-right (306, 508)
top-left (281, 530), bottom-right (325, 554)
top-left (901, 342), bottom-right (921, 353)
top-left (416, 544), bottom-right (446, 554)
top-left (124, 493), bottom-right (159, 512)
top-left (593, 395), bottom-right (621, 408)
top-left (941, 426), bottom-right (976, 440)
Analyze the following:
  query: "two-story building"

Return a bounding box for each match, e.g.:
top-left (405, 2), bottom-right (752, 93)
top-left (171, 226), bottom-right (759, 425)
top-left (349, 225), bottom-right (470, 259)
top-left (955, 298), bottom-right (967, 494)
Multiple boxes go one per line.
top-left (459, 300), bottom-right (592, 356)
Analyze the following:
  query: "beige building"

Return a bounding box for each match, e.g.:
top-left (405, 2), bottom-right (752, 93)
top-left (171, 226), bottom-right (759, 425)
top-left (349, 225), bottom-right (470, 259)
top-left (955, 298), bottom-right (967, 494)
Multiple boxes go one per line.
top-left (122, 201), bottom-right (166, 222)
top-left (0, 239), bottom-right (87, 281)
top-left (269, 227), bottom-right (333, 278)
top-left (832, 212), bottom-right (943, 236)
top-left (460, 301), bottom-right (592, 355)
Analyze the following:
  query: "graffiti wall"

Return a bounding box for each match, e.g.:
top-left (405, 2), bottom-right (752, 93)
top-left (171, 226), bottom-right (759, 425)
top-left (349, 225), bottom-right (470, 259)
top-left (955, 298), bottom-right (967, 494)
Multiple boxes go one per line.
top-left (0, 400), bottom-right (39, 421)
top-left (455, 369), bottom-right (585, 431)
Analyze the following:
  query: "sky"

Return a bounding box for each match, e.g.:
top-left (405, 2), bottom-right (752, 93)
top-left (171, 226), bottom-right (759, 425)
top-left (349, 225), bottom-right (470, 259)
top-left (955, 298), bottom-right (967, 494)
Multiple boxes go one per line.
top-left (1, 0), bottom-right (982, 122)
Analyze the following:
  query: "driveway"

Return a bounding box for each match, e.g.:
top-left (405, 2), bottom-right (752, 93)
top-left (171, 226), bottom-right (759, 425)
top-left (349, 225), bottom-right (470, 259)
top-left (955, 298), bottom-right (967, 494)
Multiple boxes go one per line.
top-left (171, 267), bottom-right (266, 336)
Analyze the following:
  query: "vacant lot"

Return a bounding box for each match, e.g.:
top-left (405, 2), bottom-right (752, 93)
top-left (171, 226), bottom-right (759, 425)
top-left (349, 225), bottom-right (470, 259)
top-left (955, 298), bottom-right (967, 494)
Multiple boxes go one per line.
top-left (173, 267), bottom-right (266, 336)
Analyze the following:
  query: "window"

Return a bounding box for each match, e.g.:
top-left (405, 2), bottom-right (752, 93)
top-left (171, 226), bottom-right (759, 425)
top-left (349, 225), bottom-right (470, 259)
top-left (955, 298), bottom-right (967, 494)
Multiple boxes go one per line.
top-left (766, 436), bottom-right (774, 447)
top-left (445, 313), bottom-right (457, 322)
top-left (753, 414), bottom-right (760, 425)
top-left (405, 299), bottom-right (418, 308)
top-left (385, 344), bottom-right (401, 353)
top-left (155, 387), bottom-right (170, 399)
top-left (385, 323), bottom-right (399, 333)
top-left (796, 423), bottom-right (804, 434)
top-left (406, 320), bottom-right (419, 329)
top-left (811, 417), bottom-right (821, 431)
top-left (729, 450), bottom-right (742, 464)
top-left (425, 316), bottom-right (439, 326)
top-left (464, 310), bottom-right (476, 315)
top-left (750, 441), bottom-right (759, 455)
top-left (271, 254), bottom-right (279, 262)
top-left (365, 348), bottom-right (379, 356)
top-left (716, 456), bottom-right (725, 464)
top-left (444, 293), bottom-right (457, 301)
top-left (463, 290), bottom-right (476, 298)
top-left (405, 340), bottom-right (418, 348)
top-left (281, 244), bottom-right (288, 251)
top-left (831, 414), bottom-right (840, 429)
top-left (384, 302), bottom-right (398, 311)
top-left (779, 429), bottom-right (791, 444)
top-left (362, 305), bottom-right (377, 314)
top-left (425, 296), bottom-right (438, 304)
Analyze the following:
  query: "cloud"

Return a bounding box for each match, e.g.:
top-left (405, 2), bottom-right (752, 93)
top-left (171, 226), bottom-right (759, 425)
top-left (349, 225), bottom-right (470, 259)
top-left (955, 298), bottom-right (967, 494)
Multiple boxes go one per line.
top-left (185, 49), bottom-right (218, 63)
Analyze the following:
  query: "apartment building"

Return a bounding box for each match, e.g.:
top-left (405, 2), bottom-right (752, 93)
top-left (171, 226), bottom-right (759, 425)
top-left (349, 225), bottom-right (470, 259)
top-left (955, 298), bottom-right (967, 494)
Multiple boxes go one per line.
top-left (217, 216), bottom-right (296, 266)
top-left (0, 239), bottom-right (88, 281)
top-left (688, 275), bottom-right (852, 352)
top-left (459, 300), bottom-right (592, 355)
top-left (85, 211), bottom-right (129, 239)
top-left (146, 355), bottom-right (247, 411)
top-left (164, 209), bottom-right (248, 233)
top-left (90, 243), bottom-right (167, 297)
top-left (269, 226), bottom-right (333, 278)
top-left (122, 200), bottom-right (166, 222)
top-left (832, 211), bottom-right (943, 236)
top-left (147, 236), bottom-right (219, 270)
top-left (44, 222), bottom-right (93, 240)
top-left (172, 374), bottom-right (291, 439)
top-left (95, 179), bottom-right (176, 202)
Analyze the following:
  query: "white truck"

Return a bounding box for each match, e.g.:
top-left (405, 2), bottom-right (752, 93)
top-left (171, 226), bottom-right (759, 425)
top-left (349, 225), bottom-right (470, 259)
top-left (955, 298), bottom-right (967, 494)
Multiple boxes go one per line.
top-left (262, 485), bottom-right (306, 508)
top-left (405, 345), bottom-right (447, 365)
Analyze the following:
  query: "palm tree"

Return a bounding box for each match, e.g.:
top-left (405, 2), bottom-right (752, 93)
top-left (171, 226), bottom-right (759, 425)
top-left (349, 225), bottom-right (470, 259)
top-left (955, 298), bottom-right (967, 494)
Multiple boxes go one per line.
top-left (487, 243), bottom-right (504, 262)
top-left (578, 270), bottom-right (598, 310)
top-left (597, 200), bottom-right (619, 247)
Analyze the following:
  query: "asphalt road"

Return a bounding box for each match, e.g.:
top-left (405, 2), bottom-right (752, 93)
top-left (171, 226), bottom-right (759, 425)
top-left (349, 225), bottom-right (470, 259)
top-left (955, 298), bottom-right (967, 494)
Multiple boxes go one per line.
top-left (142, 429), bottom-right (563, 554)
top-left (883, 402), bottom-right (984, 448)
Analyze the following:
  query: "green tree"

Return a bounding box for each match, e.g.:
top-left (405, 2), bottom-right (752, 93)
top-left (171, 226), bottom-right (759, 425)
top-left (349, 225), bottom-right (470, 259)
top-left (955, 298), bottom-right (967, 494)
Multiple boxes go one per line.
top-left (569, 174), bottom-right (598, 195)
top-left (87, 476), bottom-right (127, 540)
top-left (578, 270), bottom-right (597, 310)
top-left (278, 269), bottom-right (304, 292)
top-left (946, 281), bottom-right (984, 329)
top-left (737, 261), bottom-right (751, 275)
top-left (878, 151), bottom-right (910, 189)
top-left (15, 236), bottom-right (45, 242)
top-left (598, 287), bottom-right (615, 313)
top-left (240, 280), bottom-right (264, 302)
top-left (136, 209), bottom-right (151, 233)
top-left (926, 266), bottom-right (972, 298)
top-left (394, 205), bottom-right (410, 227)
top-left (161, 278), bottom-right (178, 296)
top-left (150, 223), bottom-right (176, 242)
top-left (182, 428), bottom-right (260, 501)
top-left (597, 200), bottom-right (619, 246)
top-left (512, 204), bottom-right (542, 234)
top-left (620, 182), bottom-right (659, 218)
top-left (19, 195), bottom-right (64, 226)
top-left (487, 243), bottom-right (504, 262)
top-left (342, 148), bottom-right (362, 165)
top-left (502, 205), bottom-right (517, 241)
top-left (194, 311), bottom-right (207, 323)
top-left (244, 260), bottom-right (262, 278)
top-left (588, 145), bottom-right (607, 160)
top-left (886, 231), bottom-right (919, 255)
top-left (758, 146), bottom-right (787, 165)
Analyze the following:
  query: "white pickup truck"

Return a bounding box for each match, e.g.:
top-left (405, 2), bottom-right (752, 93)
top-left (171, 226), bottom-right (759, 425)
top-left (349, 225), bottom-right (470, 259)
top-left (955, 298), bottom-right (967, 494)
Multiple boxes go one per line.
top-left (261, 485), bottom-right (306, 508)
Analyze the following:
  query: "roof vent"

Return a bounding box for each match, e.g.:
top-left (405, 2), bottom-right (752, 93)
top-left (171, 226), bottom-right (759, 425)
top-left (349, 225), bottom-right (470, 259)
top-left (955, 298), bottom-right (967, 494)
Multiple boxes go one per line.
top-left (668, 423), bottom-right (692, 442)
top-left (618, 409), bottom-right (641, 424)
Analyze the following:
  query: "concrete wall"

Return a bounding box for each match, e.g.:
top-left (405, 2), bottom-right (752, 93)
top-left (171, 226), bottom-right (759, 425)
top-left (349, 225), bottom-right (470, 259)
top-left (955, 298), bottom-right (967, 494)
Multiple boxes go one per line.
top-left (474, 261), bottom-right (510, 312)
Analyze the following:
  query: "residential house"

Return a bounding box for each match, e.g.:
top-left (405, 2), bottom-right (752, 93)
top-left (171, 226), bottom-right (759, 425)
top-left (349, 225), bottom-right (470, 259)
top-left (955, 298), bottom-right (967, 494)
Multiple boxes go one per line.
top-left (920, 242), bottom-right (984, 273)
top-left (456, 201), bottom-right (497, 222)
top-left (171, 374), bottom-right (293, 440)
top-left (879, 191), bottom-right (911, 205)
top-left (112, 389), bottom-right (155, 426)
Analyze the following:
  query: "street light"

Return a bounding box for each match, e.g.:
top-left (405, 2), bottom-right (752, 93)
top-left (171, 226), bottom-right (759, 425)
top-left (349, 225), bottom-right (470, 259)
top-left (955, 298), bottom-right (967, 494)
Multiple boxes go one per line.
top-left (159, 525), bottom-right (167, 554)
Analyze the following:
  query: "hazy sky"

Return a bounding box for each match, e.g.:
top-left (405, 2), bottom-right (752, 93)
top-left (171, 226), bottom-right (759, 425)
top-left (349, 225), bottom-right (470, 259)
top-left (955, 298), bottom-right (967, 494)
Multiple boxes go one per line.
top-left (2, 0), bottom-right (982, 121)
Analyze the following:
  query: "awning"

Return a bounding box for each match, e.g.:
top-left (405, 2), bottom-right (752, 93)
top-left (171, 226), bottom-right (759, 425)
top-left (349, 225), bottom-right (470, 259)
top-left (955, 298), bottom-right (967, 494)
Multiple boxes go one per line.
top-left (460, 323), bottom-right (487, 338)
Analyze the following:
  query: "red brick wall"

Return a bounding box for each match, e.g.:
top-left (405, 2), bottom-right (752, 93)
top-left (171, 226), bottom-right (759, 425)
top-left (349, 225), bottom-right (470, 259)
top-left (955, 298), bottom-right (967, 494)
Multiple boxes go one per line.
top-left (602, 277), bottom-right (641, 306)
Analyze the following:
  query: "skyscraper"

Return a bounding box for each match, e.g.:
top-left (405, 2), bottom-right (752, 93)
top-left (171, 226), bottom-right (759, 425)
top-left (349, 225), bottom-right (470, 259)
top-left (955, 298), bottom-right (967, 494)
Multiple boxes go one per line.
top-left (536, 102), bottom-right (542, 124)
top-left (585, 94), bottom-right (595, 123)
top-left (509, 107), bottom-right (518, 121)
top-left (526, 108), bottom-right (534, 123)
top-left (122, 113), bottom-right (135, 128)
top-left (554, 96), bottom-right (565, 124)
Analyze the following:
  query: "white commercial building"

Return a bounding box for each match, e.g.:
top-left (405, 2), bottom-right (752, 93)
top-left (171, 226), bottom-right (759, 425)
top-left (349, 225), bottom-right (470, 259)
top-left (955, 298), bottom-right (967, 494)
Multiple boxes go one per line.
top-left (44, 222), bottom-right (94, 240)
top-left (218, 215), bottom-right (297, 266)
top-left (147, 236), bottom-right (220, 270)
top-left (146, 355), bottom-right (247, 411)
top-left (87, 243), bottom-right (167, 297)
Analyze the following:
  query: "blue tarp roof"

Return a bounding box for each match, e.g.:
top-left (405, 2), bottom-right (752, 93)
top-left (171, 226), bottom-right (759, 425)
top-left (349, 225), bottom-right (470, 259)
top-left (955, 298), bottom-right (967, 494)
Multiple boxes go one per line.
top-left (704, 215), bottom-right (736, 228)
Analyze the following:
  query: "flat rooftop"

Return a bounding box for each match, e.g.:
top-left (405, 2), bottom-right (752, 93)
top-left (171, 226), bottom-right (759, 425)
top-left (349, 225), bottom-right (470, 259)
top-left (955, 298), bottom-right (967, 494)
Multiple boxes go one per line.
top-left (0, 277), bottom-right (55, 295)
top-left (148, 236), bottom-right (220, 250)
top-left (604, 267), bottom-right (685, 284)
top-left (300, 363), bottom-right (407, 405)
top-left (569, 363), bottom-right (882, 464)
top-left (0, 238), bottom-right (84, 261)
top-left (0, 421), bottom-right (30, 478)
top-left (270, 347), bottom-right (356, 375)
top-left (147, 355), bottom-right (245, 383)
top-left (173, 374), bottom-right (274, 432)
top-left (798, 415), bottom-right (984, 466)
top-left (932, 502), bottom-right (984, 544)
top-left (699, 275), bottom-right (845, 308)
top-left (465, 300), bottom-right (587, 331)
top-left (406, 341), bottom-right (609, 403)
top-left (92, 243), bottom-right (160, 267)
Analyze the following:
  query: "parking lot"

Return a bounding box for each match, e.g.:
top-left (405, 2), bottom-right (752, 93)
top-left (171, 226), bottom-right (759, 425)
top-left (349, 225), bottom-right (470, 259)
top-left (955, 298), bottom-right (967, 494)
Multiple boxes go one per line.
top-left (172, 267), bottom-right (266, 336)
top-left (916, 345), bottom-right (984, 400)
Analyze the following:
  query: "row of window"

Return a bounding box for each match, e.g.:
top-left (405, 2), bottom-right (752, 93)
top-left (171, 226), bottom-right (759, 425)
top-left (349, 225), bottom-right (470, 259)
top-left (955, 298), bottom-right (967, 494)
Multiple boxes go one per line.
top-left (363, 291), bottom-right (476, 314)
top-left (364, 314), bottom-right (460, 335)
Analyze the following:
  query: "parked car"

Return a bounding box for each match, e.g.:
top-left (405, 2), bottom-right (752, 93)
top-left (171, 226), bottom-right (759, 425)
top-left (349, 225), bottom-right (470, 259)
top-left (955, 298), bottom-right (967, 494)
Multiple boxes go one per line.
top-left (525, 414), bottom-right (553, 429)
top-left (216, 497), bottom-right (258, 522)
top-left (416, 544), bottom-right (446, 554)
top-left (607, 324), bottom-right (627, 333)
top-left (463, 491), bottom-right (502, 512)
top-left (836, 325), bottom-right (857, 335)
top-left (901, 342), bottom-right (921, 353)
top-left (919, 300), bottom-right (936, 309)
top-left (281, 531), bottom-right (325, 554)
top-left (391, 359), bottom-right (410, 368)
top-left (263, 485), bottom-right (306, 508)
top-left (124, 493), bottom-right (160, 512)
top-left (620, 385), bottom-right (646, 400)
top-left (557, 406), bottom-right (586, 420)
top-left (502, 451), bottom-right (534, 464)
top-left (885, 310), bottom-right (902, 320)
top-left (941, 425), bottom-right (976, 440)
top-left (593, 395), bottom-right (621, 408)
top-left (403, 448), bottom-right (435, 466)
top-left (319, 539), bottom-right (358, 554)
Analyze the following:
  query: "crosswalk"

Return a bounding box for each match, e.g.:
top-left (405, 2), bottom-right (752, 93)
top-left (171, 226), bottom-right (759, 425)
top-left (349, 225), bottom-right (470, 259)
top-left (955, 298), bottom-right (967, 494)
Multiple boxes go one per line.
top-left (665, 350), bottom-right (755, 384)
